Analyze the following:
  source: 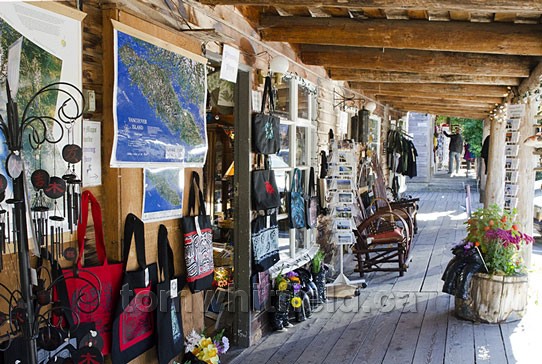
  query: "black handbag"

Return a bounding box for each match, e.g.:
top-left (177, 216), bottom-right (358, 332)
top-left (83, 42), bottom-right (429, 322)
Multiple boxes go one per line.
top-left (156, 224), bottom-right (185, 364)
top-left (111, 213), bottom-right (158, 364)
top-left (252, 156), bottom-right (280, 211)
top-left (182, 172), bottom-right (214, 293)
top-left (252, 75), bottom-right (280, 155)
top-left (305, 167), bottom-right (318, 228)
top-left (251, 212), bottom-right (279, 272)
top-left (288, 168), bottom-right (306, 229)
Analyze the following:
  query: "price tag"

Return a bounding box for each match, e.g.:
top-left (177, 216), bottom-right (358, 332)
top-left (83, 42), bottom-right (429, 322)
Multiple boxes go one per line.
top-left (266, 215), bottom-right (271, 228)
top-left (145, 267), bottom-right (149, 287)
top-left (31, 268), bottom-right (38, 286)
top-left (170, 278), bottom-right (178, 298)
top-left (195, 218), bottom-right (202, 236)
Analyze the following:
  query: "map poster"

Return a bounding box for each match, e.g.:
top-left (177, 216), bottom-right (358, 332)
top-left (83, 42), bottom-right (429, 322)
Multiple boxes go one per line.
top-left (142, 167), bottom-right (184, 222)
top-left (111, 21), bottom-right (208, 168)
top-left (82, 120), bottom-right (102, 187)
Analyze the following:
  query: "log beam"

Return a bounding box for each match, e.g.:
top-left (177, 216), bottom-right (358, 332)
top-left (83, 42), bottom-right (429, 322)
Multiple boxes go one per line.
top-left (200, 0), bottom-right (542, 13)
top-left (388, 105), bottom-right (488, 119)
top-left (259, 16), bottom-right (542, 56)
top-left (329, 68), bottom-right (520, 85)
top-left (376, 96), bottom-right (494, 109)
top-left (349, 82), bottom-right (510, 98)
top-left (374, 94), bottom-right (503, 105)
top-left (300, 46), bottom-right (533, 77)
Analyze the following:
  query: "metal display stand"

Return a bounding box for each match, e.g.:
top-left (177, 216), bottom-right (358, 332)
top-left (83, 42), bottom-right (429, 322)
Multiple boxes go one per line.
top-left (0, 80), bottom-right (83, 364)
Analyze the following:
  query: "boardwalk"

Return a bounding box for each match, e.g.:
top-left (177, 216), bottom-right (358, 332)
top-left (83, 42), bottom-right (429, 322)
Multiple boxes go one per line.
top-left (226, 191), bottom-right (542, 364)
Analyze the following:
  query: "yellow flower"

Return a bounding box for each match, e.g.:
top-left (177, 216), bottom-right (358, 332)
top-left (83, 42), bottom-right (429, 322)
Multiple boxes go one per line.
top-left (291, 296), bottom-right (302, 308)
top-left (199, 337), bottom-right (213, 348)
top-left (196, 341), bottom-right (219, 364)
top-left (278, 280), bottom-right (288, 291)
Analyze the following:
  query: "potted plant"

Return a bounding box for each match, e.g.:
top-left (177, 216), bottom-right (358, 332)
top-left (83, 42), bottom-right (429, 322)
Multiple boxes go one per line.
top-left (442, 204), bottom-right (533, 323)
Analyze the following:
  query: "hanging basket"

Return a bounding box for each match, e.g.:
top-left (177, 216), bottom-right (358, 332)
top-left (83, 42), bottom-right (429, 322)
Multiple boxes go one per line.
top-left (455, 272), bottom-right (528, 323)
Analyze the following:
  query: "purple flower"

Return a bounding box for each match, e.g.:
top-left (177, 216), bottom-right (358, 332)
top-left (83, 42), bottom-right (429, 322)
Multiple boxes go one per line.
top-left (286, 271), bottom-right (299, 279)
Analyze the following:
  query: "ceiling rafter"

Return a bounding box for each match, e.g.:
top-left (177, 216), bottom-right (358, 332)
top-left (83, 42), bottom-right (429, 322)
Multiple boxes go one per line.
top-left (349, 83), bottom-right (510, 98)
top-left (199, 1), bottom-right (542, 13)
top-left (259, 16), bottom-right (542, 56)
top-left (300, 46), bottom-right (533, 77)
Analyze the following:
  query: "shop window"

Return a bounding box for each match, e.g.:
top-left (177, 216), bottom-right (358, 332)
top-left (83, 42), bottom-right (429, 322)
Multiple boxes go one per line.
top-left (269, 76), bottom-right (318, 267)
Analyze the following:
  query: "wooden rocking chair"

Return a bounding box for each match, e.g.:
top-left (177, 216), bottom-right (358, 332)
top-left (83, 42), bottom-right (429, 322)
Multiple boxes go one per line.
top-left (353, 198), bottom-right (412, 277)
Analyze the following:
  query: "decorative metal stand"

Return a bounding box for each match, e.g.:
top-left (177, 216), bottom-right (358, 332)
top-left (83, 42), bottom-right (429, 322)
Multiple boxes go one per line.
top-left (0, 81), bottom-right (84, 363)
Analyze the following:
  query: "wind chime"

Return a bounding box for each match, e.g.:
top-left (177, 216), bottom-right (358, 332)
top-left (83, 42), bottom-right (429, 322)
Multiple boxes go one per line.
top-left (0, 174), bottom-right (8, 271)
top-left (62, 126), bottom-right (83, 233)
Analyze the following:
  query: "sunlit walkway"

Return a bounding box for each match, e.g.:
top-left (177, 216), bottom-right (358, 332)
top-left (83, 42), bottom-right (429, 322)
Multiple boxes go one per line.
top-left (226, 191), bottom-right (542, 364)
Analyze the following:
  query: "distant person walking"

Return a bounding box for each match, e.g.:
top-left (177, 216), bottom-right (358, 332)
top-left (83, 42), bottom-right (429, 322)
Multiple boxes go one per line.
top-left (443, 126), bottom-right (463, 176)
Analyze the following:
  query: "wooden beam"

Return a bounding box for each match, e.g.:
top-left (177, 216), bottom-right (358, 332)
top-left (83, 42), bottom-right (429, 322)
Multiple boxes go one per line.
top-left (199, 0), bottom-right (542, 13)
top-left (300, 46), bottom-right (533, 77)
top-left (385, 103), bottom-right (489, 114)
top-left (329, 68), bottom-right (520, 85)
top-left (349, 82), bottom-right (510, 98)
top-left (376, 96), bottom-right (495, 109)
top-left (259, 16), bottom-right (542, 56)
top-left (371, 93), bottom-right (503, 104)
top-left (390, 106), bottom-right (487, 119)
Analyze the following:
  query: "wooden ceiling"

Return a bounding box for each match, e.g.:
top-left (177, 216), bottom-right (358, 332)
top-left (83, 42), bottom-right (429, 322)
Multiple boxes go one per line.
top-left (199, 0), bottom-right (542, 119)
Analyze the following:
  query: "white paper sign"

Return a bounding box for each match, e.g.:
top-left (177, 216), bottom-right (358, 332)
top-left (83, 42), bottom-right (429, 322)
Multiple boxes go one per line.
top-left (219, 44), bottom-right (240, 83)
top-left (83, 120), bottom-right (102, 187)
top-left (339, 111), bottom-right (349, 137)
top-left (507, 103), bottom-right (525, 119)
top-left (7, 36), bottom-right (23, 97)
top-left (171, 278), bottom-right (178, 298)
top-left (252, 90), bottom-right (262, 112)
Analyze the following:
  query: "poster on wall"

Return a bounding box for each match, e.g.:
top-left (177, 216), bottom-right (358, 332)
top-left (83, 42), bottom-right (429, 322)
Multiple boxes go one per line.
top-left (142, 167), bottom-right (184, 222)
top-left (0, 3), bottom-right (84, 253)
top-left (82, 120), bottom-right (102, 187)
top-left (111, 21), bottom-right (208, 168)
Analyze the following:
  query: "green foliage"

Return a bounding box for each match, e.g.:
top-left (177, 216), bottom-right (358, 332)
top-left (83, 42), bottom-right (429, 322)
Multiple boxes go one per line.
top-left (464, 205), bottom-right (529, 276)
top-left (436, 116), bottom-right (484, 156)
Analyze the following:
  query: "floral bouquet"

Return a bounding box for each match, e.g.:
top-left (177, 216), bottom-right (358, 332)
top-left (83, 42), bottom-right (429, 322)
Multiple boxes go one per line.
top-left (183, 329), bottom-right (229, 364)
top-left (462, 204), bottom-right (533, 276)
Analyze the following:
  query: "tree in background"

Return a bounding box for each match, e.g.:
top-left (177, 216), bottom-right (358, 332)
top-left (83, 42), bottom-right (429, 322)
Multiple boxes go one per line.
top-left (436, 116), bottom-right (484, 156)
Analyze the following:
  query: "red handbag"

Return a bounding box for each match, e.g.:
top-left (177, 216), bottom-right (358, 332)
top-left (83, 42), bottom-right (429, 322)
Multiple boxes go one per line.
top-left (60, 190), bottom-right (124, 355)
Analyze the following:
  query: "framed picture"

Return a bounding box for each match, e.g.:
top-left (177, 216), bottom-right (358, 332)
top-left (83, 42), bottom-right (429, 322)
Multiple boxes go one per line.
top-left (334, 218), bottom-right (352, 231)
top-left (335, 179), bottom-right (353, 191)
top-left (336, 232), bottom-right (354, 245)
top-left (336, 192), bottom-right (354, 204)
top-left (333, 205), bottom-right (353, 218)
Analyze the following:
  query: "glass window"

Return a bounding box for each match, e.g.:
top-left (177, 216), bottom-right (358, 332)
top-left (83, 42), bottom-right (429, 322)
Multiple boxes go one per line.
top-left (297, 86), bottom-right (310, 120)
top-left (296, 127), bottom-right (308, 166)
top-left (274, 80), bottom-right (291, 119)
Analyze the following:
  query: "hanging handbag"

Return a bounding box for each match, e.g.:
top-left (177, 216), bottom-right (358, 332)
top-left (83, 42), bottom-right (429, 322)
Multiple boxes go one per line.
top-left (156, 224), bottom-right (185, 364)
top-left (252, 75), bottom-right (280, 155)
top-left (305, 167), bottom-right (318, 228)
top-left (252, 155), bottom-right (280, 211)
top-left (288, 168), bottom-right (306, 229)
top-left (56, 190), bottom-right (123, 355)
top-left (182, 171), bottom-right (214, 293)
top-left (111, 213), bottom-right (158, 364)
top-left (251, 212), bottom-right (279, 272)
top-left (318, 151), bottom-right (329, 210)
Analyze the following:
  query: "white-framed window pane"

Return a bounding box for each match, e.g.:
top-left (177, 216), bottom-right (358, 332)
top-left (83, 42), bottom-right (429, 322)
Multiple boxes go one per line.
top-left (274, 80), bottom-right (291, 119)
top-left (296, 126), bottom-right (308, 166)
top-left (297, 86), bottom-right (310, 120)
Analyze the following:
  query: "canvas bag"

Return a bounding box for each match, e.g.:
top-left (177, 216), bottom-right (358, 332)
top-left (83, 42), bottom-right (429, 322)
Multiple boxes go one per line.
top-left (252, 155), bottom-right (280, 211)
top-left (182, 171), bottom-right (214, 293)
top-left (58, 190), bottom-right (123, 355)
top-left (305, 167), bottom-right (318, 228)
top-left (156, 224), bottom-right (185, 364)
top-left (288, 168), bottom-right (306, 229)
top-left (111, 213), bottom-right (158, 364)
top-left (252, 75), bottom-right (280, 155)
top-left (251, 212), bottom-right (279, 272)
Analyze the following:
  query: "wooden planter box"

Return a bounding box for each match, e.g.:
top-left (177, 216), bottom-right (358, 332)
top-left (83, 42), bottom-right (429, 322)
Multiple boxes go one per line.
top-left (455, 272), bottom-right (528, 323)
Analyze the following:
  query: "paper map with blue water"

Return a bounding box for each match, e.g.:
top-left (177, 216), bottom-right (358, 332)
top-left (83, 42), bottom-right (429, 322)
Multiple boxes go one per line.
top-left (142, 168), bottom-right (184, 222)
top-left (112, 24), bottom-right (208, 167)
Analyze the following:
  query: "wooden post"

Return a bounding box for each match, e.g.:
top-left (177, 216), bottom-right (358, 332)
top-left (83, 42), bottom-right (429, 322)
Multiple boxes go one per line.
top-left (516, 98), bottom-right (536, 269)
top-left (485, 118), bottom-right (506, 207)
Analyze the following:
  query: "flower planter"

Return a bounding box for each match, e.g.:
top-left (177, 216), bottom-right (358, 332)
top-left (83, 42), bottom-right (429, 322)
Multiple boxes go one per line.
top-left (455, 272), bottom-right (528, 323)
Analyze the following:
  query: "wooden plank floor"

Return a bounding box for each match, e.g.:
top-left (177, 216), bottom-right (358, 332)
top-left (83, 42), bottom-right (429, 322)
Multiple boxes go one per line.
top-left (225, 191), bottom-right (542, 364)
